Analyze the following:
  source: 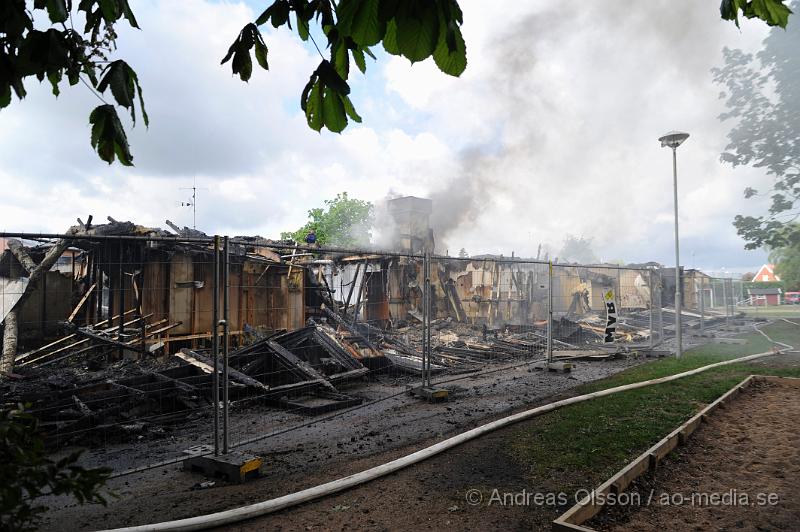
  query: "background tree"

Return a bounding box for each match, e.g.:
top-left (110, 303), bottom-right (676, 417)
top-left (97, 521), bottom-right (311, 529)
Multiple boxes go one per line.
top-left (1, 405), bottom-right (110, 531)
top-left (772, 247), bottom-right (800, 290)
top-left (281, 192), bottom-right (373, 247)
top-left (457, 247), bottom-right (468, 258)
top-left (558, 235), bottom-right (599, 265)
top-left (1, 1), bottom-right (791, 166)
top-left (769, 225), bottom-right (800, 289)
top-left (713, 0), bottom-right (798, 249)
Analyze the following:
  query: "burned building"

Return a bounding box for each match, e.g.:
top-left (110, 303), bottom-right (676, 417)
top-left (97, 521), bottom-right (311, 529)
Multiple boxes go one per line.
top-left (0, 210), bottom-right (672, 450)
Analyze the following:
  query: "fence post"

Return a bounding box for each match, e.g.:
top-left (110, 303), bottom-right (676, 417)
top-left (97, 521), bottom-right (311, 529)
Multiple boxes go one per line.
top-left (421, 250), bottom-right (429, 388)
top-left (699, 275), bottom-right (705, 334)
top-left (212, 236), bottom-right (220, 456)
top-left (649, 269), bottom-right (654, 350)
top-left (728, 278), bottom-right (735, 318)
top-left (117, 239), bottom-right (124, 359)
top-left (426, 252), bottom-right (432, 387)
top-left (658, 272), bottom-right (664, 345)
top-left (222, 235), bottom-right (230, 454)
top-left (547, 262), bottom-right (553, 364)
top-left (739, 279), bottom-right (744, 307)
top-left (722, 277), bottom-right (728, 327)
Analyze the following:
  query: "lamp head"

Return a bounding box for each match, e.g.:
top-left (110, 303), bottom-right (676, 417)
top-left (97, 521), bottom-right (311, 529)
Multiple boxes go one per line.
top-left (658, 131), bottom-right (690, 149)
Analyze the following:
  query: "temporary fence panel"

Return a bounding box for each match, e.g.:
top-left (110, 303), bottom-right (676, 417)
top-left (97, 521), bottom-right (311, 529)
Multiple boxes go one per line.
top-left (0, 233), bottom-right (677, 480)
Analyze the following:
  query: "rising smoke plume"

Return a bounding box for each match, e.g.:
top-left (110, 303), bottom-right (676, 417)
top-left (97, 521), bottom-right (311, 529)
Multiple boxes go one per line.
top-left (413, 0), bottom-right (733, 258)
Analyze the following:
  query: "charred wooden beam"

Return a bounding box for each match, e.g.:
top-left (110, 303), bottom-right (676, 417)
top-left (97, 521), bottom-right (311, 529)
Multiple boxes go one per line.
top-left (176, 349), bottom-right (272, 392)
top-left (265, 340), bottom-right (337, 392)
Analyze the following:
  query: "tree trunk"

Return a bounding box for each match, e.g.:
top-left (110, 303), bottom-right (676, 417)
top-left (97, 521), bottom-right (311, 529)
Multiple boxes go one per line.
top-left (0, 309), bottom-right (18, 374)
top-left (1, 232), bottom-right (77, 374)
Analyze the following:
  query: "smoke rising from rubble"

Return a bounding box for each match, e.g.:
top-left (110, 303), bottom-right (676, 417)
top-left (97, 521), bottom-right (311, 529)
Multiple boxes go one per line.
top-left (414, 0), bottom-right (745, 260)
top-left (371, 190), bottom-right (403, 250)
top-left (428, 149), bottom-right (503, 250)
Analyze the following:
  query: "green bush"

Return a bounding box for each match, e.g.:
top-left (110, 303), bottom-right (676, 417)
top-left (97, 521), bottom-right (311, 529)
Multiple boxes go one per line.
top-left (0, 405), bottom-right (111, 531)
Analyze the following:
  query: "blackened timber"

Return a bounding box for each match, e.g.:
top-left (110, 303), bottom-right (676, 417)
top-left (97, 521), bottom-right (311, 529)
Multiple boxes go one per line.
top-left (176, 349), bottom-right (271, 391)
top-left (264, 340), bottom-right (337, 392)
top-left (69, 325), bottom-right (138, 352)
top-left (312, 324), bottom-right (377, 364)
top-left (145, 370), bottom-right (199, 394)
top-left (437, 269), bottom-right (466, 322)
top-left (351, 259), bottom-right (368, 324)
top-left (343, 262), bottom-right (361, 312)
top-left (319, 271), bottom-right (339, 312)
top-left (320, 306), bottom-right (383, 355)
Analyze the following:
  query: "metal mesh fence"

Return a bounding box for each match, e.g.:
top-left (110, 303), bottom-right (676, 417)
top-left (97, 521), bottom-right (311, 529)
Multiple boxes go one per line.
top-left (1, 236), bottom-right (221, 469)
top-left (0, 232), bottom-right (694, 479)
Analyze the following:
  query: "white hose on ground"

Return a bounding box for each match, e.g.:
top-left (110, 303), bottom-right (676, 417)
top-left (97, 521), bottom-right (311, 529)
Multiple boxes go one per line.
top-left (104, 322), bottom-right (794, 532)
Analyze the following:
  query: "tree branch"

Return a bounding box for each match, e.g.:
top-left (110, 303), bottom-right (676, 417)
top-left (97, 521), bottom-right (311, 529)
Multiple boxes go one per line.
top-left (6, 239), bottom-right (37, 275)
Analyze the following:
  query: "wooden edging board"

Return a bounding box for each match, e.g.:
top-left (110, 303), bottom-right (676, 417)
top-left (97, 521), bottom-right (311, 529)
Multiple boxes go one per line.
top-left (551, 374), bottom-right (800, 531)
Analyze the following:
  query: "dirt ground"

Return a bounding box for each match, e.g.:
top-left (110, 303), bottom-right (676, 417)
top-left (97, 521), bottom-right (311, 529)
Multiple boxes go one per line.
top-left (592, 378), bottom-right (800, 531)
top-left (38, 355), bottom-right (642, 531)
top-left (38, 329), bottom-right (797, 531)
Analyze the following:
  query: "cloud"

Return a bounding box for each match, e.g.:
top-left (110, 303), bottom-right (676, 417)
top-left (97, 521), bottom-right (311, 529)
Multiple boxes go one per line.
top-left (379, 0), bottom-right (775, 270)
top-left (0, 0), bottom-right (780, 273)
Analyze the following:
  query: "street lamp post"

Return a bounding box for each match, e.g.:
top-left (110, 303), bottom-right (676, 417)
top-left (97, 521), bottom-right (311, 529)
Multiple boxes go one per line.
top-left (659, 131), bottom-right (689, 358)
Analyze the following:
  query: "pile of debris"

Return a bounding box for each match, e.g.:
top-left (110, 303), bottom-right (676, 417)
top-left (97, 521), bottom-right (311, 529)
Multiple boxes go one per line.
top-left (374, 318), bottom-right (548, 374)
top-left (1, 318), bottom-right (379, 447)
top-left (0, 214), bottom-right (669, 450)
top-left (15, 311), bottom-right (182, 369)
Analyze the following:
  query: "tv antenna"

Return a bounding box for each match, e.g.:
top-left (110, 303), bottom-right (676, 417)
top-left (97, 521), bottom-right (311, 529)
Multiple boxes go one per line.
top-left (179, 178), bottom-right (208, 229)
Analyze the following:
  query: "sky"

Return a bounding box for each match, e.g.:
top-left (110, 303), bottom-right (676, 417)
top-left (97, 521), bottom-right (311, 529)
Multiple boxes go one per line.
top-left (0, 0), bottom-right (784, 274)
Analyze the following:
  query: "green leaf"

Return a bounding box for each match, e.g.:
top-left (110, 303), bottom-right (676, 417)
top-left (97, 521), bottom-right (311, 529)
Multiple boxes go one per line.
top-left (99, 62), bottom-right (132, 107)
top-left (323, 88), bottom-right (347, 132)
top-left (98, 0), bottom-right (120, 22)
top-left (255, 39), bottom-right (269, 70)
top-left (433, 21), bottom-right (466, 76)
top-left (720, 0), bottom-right (792, 28)
top-left (256, 0), bottom-right (290, 27)
top-left (332, 41), bottom-right (349, 80)
top-left (0, 84), bottom-right (11, 108)
top-left (338, 0), bottom-right (385, 46)
top-left (394, 2), bottom-right (439, 63)
top-left (382, 19), bottom-right (400, 55)
top-left (89, 104), bottom-right (134, 165)
top-left (720, 0), bottom-right (743, 26)
top-left (316, 60), bottom-right (350, 95)
top-left (300, 73), bottom-right (315, 112)
top-left (745, 0), bottom-right (792, 28)
top-left (47, 71), bottom-right (61, 96)
top-left (352, 47), bottom-right (367, 73)
top-left (232, 48), bottom-right (253, 81)
top-left (342, 95), bottom-right (362, 123)
top-left (270, 0), bottom-right (290, 27)
top-left (296, 14), bottom-right (310, 41)
top-left (305, 79), bottom-right (324, 131)
top-left (44, 0), bottom-right (69, 23)
top-left (96, 60), bottom-right (148, 127)
top-left (378, 0), bottom-right (401, 22)
top-left (120, 0), bottom-right (140, 28)
top-left (255, 3), bottom-right (273, 25)
top-left (221, 24), bottom-right (267, 82)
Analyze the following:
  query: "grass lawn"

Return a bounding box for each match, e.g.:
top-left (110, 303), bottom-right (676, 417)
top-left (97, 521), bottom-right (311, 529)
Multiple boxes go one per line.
top-left (505, 320), bottom-right (800, 497)
top-left (740, 305), bottom-right (800, 318)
